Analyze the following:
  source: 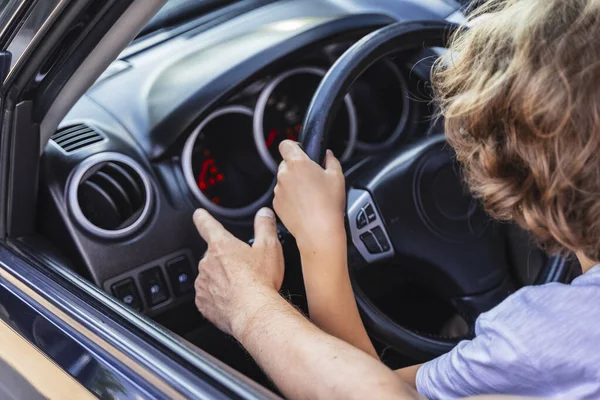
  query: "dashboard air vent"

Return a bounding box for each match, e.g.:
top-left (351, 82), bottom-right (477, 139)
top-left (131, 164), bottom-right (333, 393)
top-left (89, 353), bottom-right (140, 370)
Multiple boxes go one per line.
top-left (69, 154), bottom-right (152, 238)
top-left (52, 124), bottom-right (104, 153)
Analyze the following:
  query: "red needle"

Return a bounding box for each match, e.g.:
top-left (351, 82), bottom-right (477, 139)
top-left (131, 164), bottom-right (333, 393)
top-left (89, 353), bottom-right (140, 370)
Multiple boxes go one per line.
top-left (266, 129), bottom-right (279, 148)
top-left (198, 158), bottom-right (214, 190)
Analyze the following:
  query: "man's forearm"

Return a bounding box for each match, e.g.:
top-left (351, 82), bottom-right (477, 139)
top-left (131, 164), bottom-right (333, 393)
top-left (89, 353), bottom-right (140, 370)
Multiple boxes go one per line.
top-left (233, 289), bottom-right (420, 400)
top-left (299, 235), bottom-right (378, 359)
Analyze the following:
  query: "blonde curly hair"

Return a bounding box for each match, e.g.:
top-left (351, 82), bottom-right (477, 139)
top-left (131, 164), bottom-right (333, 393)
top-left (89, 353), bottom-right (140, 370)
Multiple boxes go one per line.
top-left (433, 0), bottom-right (600, 260)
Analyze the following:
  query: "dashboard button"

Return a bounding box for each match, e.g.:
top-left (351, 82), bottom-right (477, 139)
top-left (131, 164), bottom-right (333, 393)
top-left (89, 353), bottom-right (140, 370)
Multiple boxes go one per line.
top-left (360, 231), bottom-right (382, 254)
top-left (364, 203), bottom-right (377, 223)
top-left (371, 226), bottom-right (391, 252)
top-left (356, 210), bottom-right (368, 229)
top-left (166, 256), bottom-right (195, 296)
top-left (111, 279), bottom-right (142, 311)
top-left (139, 267), bottom-right (169, 307)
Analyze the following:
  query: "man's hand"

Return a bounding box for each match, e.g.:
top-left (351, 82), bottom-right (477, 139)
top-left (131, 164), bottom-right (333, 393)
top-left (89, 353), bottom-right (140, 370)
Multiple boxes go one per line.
top-left (273, 140), bottom-right (346, 254)
top-left (193, 207), bottom-right (284, 337)
top-left (191, 207), bottom-right (421, 400)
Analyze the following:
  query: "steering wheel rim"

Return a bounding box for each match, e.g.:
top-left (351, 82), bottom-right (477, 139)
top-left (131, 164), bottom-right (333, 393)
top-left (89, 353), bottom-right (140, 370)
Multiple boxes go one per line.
top-left (298, 20), bottom-right (493, 361)
top-left (299, 20), bottom-right (459, 164)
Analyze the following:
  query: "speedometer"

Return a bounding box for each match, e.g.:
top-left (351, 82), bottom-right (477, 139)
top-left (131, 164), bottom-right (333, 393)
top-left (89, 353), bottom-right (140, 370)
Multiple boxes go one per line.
top-left (254, 67), bottom-right (357, 173)
top-left (182, 106), bottom-right (274, 219)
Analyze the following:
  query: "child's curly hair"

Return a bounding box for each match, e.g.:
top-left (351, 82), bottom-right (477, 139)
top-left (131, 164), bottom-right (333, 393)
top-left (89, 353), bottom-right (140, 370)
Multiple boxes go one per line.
top-left (433, 0), bottom-right (600, 260)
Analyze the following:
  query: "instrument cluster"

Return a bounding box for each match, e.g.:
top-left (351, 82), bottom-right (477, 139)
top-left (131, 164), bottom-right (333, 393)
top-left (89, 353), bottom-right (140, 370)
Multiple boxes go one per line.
top-left (182, 58), bottom-right (412, 218)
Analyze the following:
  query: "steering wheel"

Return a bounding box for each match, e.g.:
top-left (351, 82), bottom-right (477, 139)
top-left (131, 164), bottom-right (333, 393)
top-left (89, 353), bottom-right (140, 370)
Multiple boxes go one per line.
top-left (298, 20), bottom-right (518, 362)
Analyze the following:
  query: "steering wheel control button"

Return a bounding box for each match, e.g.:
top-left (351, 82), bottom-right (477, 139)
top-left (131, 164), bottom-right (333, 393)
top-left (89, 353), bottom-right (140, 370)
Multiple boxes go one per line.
top-left (356, 210), bottom-right (368, 229)
top-left (360, 231), bottom-right (382, 254)
top-left (371, 226), bottom-right (391, 252)
top-left (166, 256), bottom-right (194, 295)
top-left (140, 267), bottom-right (169, 307)
top-left (347, 188), bottom-right (394, 263)
top-left (364, 204), bottom-right (377, 223)
top-left (111, 279), bottom-right (142, 311)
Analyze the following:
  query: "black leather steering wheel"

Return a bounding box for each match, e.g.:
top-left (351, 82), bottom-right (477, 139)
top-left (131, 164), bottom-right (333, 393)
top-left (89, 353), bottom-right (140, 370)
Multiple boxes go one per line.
top-left (298, 20), bottom-right (520, 361)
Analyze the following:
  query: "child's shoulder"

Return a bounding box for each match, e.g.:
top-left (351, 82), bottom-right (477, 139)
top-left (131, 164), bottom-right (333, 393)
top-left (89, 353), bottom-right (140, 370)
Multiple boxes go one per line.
top-left (485, 267), bottom-right (600, 319)
top-left (475, 266), bottom-right (600, 361)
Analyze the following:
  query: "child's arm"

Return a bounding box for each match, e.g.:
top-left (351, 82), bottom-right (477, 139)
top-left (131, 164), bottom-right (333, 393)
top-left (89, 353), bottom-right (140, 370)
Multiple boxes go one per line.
top-left (299, 232), bottom-right (378, 358)
top-left (274, 140), bottom-right (378, 358)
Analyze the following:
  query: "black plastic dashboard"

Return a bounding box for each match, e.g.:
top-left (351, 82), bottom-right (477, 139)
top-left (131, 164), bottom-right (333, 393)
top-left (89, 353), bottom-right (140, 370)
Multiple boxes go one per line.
top-left (38, 0), bottom-right (461, 316)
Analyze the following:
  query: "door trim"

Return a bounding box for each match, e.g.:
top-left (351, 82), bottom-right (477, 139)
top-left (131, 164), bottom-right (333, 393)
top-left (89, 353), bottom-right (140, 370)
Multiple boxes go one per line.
top-left (7, 240), bottom-right (280, 399)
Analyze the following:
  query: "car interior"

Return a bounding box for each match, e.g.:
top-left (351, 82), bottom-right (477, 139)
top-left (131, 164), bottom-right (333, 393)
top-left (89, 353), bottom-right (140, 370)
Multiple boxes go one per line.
top-left (9, 0), bottom-right (580, 394)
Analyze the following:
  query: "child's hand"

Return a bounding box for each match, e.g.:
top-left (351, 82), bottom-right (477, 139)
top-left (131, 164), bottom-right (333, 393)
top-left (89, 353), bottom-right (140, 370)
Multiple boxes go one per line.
top-left (273, 140), bottom-right (346, 255)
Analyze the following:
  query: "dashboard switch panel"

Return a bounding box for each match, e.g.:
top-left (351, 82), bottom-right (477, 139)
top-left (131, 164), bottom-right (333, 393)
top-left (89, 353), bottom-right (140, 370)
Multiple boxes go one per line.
top-left (111, 279), bottom-right (142, 311)
top-left (167, 256), bottom-right (195, 295)
top-left (139, 267), bottom-right (169, 307)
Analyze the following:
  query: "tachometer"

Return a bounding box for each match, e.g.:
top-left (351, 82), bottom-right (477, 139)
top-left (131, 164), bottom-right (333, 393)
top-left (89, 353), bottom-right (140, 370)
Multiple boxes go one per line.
top-left (254, 67), bottom-right (357, 173)
top-left (351, 59), bottom-right (410, 151)
top-left (182, 106), bottom-right (274, 218)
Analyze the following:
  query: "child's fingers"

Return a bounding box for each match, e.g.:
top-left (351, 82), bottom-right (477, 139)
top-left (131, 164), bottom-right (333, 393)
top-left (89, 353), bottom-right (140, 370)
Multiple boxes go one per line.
top-left (325, 149), bottom-right (342, 174)
top-left (279, 140), bottom-right (307, 161)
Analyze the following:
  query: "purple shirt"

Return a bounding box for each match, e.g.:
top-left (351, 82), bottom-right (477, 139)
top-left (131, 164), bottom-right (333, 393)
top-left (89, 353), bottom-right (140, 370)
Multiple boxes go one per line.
top-left (417, 265), bottom-right (600, 399)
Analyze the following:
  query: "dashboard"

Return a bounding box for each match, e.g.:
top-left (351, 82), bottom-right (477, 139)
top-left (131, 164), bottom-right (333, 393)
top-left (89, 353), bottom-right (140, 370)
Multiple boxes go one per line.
top-left (37, 0), bottom-right (460, 316)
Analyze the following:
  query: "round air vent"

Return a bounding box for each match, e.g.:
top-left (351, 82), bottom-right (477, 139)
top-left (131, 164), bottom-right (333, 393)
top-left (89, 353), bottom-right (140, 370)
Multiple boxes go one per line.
top-left (68, 153), bottom-right (153, 238)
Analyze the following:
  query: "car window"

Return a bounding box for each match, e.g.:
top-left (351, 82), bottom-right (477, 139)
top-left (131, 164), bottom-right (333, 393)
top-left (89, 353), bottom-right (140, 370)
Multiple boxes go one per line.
top-left (5, 0), bottom-right (60, 70)
top-left (0, 0), bottom-right (22, 31)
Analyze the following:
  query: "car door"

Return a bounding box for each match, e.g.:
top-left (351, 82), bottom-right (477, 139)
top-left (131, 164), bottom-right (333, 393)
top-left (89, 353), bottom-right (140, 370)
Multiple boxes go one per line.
top-left (0, 1), bottom-right (279, 399)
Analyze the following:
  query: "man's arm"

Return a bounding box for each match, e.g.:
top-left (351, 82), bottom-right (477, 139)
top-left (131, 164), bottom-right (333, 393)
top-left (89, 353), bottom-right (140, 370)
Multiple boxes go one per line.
top-left (235, 288), bottom-right (422, 400)
top-left (193, 208), bottom-right (421, 400)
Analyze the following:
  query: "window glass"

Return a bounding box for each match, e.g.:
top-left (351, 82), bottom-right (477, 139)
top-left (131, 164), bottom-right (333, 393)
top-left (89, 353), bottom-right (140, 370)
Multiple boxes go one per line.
top-left (6, 0), bottom-right (60, 69)
top-left (0, 0), bottom-right (23, 31)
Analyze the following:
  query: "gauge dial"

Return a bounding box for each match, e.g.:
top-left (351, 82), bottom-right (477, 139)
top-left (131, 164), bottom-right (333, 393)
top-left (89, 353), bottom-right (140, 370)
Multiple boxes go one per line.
top-left (254, 67), bottom-right (357, 173)
top-left (351, 59), bottom-right (410, 151)
top-left (182, 106), bottom-right (274, 218)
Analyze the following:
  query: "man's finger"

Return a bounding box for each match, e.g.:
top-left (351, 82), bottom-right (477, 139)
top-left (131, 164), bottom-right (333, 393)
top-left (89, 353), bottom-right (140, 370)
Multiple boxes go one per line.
top-left (253, 207), bottom-right (278, 248)
top-left (193, 209), bottom-right (231, 244)
top-left (325, 149), bottom-right (342, 174)
top-left (278, 160), bottom-right (287, 174)
top-left (279, 140), bottom-right (307, 161)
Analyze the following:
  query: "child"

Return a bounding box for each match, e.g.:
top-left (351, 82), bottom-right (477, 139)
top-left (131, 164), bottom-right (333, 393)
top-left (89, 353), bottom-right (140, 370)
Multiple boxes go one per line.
top-left (273, 0), bottom-right (600, 398)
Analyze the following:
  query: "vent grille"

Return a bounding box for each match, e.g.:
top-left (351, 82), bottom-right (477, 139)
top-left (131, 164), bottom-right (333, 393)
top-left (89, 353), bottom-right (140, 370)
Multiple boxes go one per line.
top-left (52, 124), bottom-right (104, 153)
top-left (77, 161), bottom-right (147, 231)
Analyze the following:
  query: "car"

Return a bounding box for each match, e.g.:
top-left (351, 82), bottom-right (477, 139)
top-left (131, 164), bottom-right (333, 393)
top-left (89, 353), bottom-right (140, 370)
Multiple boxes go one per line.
top-left (0, 0), bottom-right (578, 398)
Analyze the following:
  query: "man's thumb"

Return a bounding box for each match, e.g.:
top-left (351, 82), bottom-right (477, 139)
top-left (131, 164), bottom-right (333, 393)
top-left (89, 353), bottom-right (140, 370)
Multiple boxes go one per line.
top-left (253, 208), bottom-right (278, 247)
